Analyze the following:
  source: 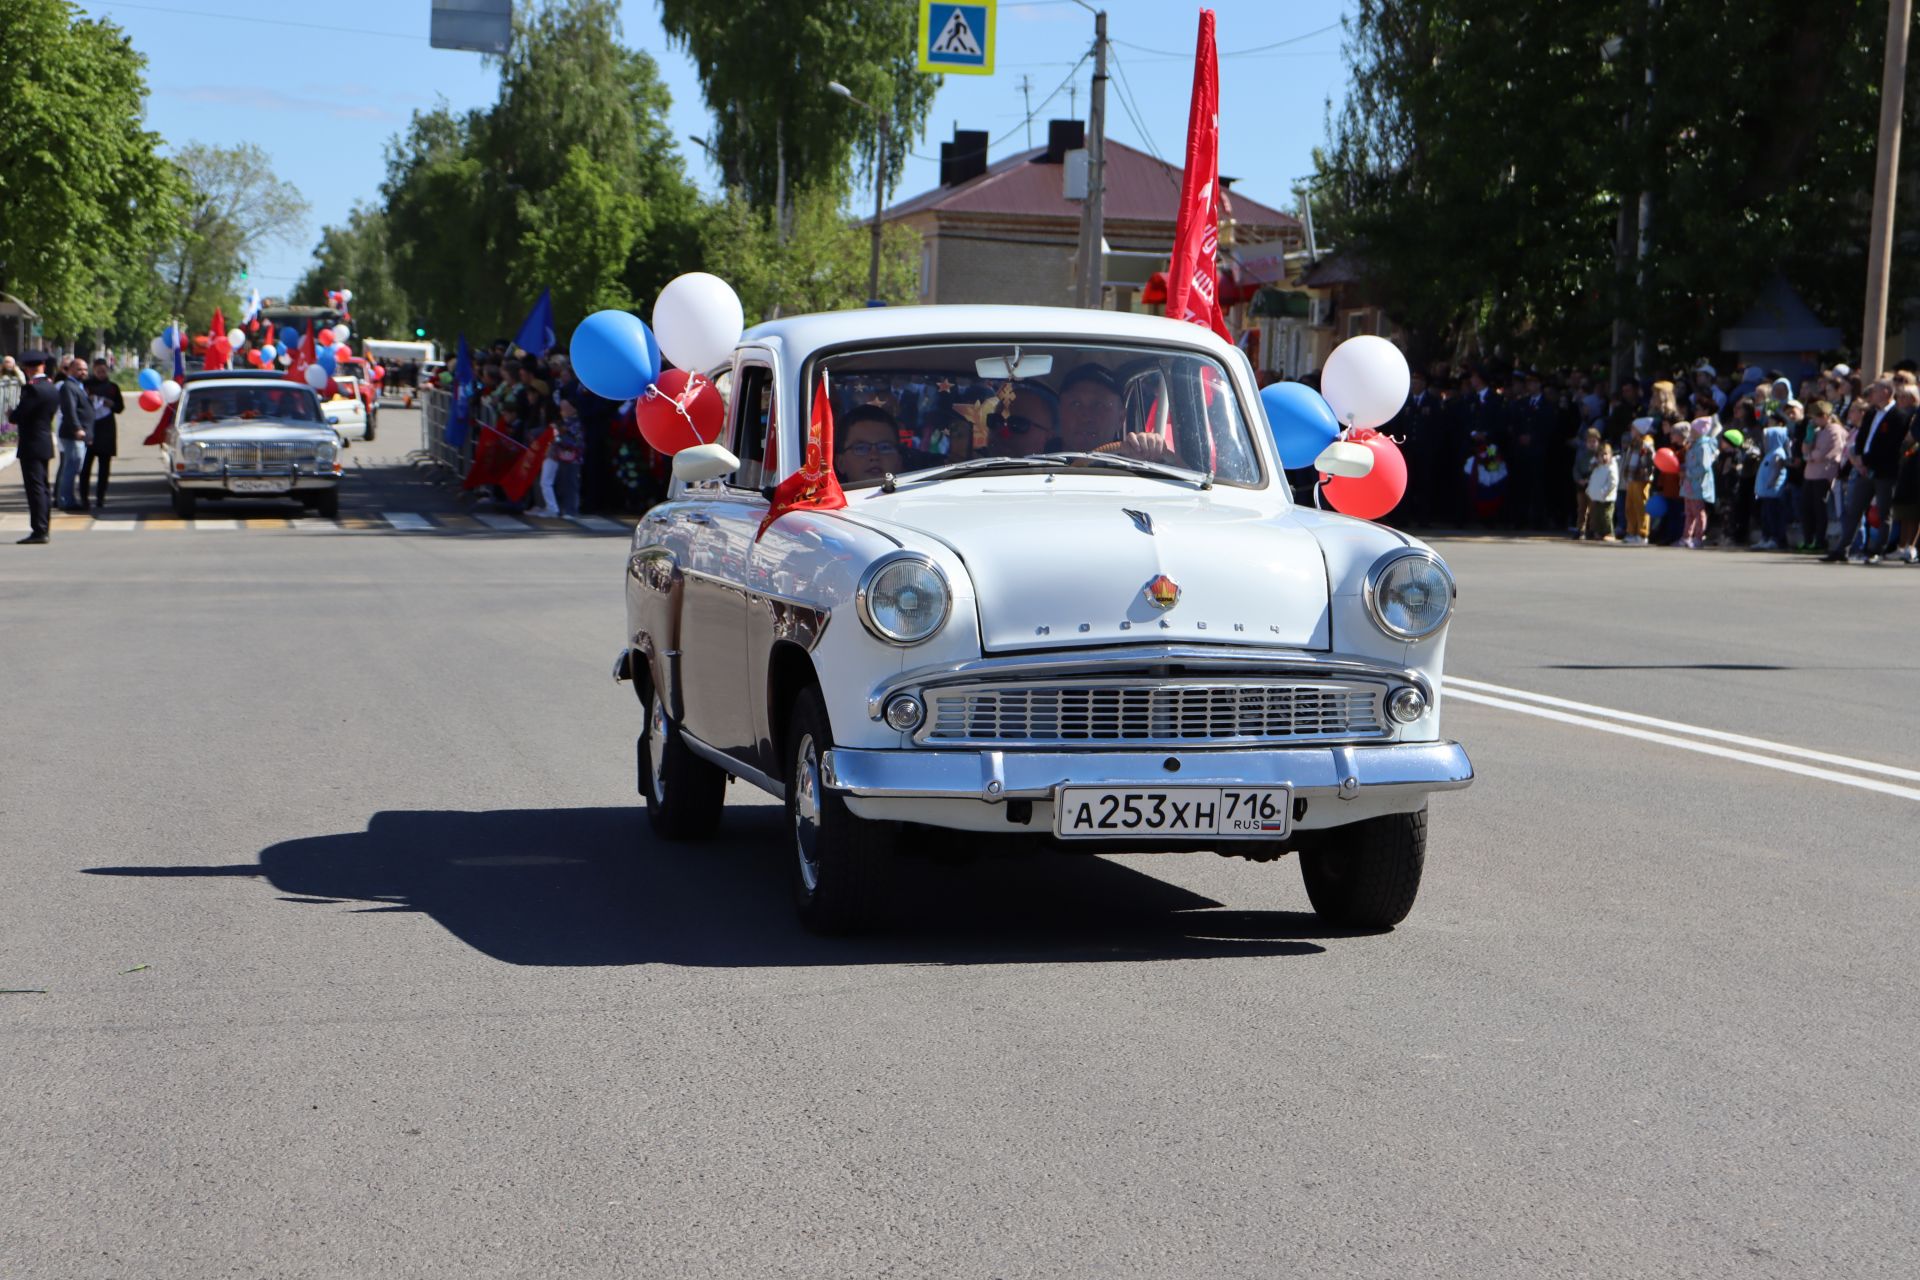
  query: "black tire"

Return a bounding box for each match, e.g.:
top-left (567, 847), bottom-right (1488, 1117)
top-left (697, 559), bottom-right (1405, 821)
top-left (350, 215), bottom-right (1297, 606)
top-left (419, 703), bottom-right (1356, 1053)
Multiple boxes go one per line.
top-left (785, 686), bottom-right (894, 934)
top-left (364, 415), bottom-right (377, 442)
top-left (637, 677), bottom-right (725, 840)
top-left (170, 487), bottom-right (197, 519)
top-left (313, 489), bottom-right (340, 519)
top-left (1298, 808), bottom-right (1427, 929)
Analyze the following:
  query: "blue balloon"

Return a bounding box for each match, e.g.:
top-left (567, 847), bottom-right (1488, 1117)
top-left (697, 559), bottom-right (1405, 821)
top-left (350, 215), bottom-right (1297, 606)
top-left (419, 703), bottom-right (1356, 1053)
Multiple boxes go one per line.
top-left (1645, 492), bottom-right (1668, 520)
top-left (138, 368), bottom-right (163, 391)
top-left (316, 346), bottom-right (338, 373)
top-left (162, 324), bottom-right (179, 350)
top-left (280, 326), bottom-right (299, 350)
top-left (1260, 381), bottom-right (1341, 468)
top-left (570, 309), bottom-right (661, 400)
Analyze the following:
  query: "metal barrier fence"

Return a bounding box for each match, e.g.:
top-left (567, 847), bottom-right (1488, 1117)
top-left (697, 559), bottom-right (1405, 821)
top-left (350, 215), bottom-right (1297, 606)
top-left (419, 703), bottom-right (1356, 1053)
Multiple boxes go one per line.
top-left (418, 385), bottom-right (492, 475)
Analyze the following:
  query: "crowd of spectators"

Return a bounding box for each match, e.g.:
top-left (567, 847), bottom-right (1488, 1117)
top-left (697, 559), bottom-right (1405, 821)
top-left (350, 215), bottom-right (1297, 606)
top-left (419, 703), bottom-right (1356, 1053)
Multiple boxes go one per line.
top-left (1376, 358), bottom-right (1920, 563)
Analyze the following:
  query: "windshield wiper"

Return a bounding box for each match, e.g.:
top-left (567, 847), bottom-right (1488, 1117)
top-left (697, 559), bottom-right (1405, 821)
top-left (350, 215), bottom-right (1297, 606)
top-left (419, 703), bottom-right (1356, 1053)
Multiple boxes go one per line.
top-left (1037, 451), bottom-right (1212, 489)
top-left (883, 455), bottom-right (1062, 490)
top-left (888, 450), bottom-right (1213, 492)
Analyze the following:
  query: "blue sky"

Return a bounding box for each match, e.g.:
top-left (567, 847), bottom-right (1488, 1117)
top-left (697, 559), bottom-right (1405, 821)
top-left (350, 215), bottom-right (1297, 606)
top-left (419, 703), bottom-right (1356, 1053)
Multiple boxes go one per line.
top-left (77, 0), bottom-right (1352, 314)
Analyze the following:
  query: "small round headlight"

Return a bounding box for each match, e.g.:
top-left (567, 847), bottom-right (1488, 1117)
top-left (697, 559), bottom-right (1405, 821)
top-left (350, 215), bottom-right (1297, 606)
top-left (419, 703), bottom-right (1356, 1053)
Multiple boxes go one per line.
top-left (883, 693), bottom-right (926, 732)
top-left (1388, 685), bottom-right (1429, 724)
top-left (1365, 551), bottom-right (1455, 640)
top-left (858, 554), bottom-right (951, 646)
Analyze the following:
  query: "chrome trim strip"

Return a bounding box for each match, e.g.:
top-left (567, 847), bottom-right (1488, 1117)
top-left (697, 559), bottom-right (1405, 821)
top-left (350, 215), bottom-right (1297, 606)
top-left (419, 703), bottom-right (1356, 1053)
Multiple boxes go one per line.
top-left (821, 741), bottom-right (1473, 801)
top-left (869, 645), bottom-right (1430, 719)
top-left (1362, 548), bottom-right (1456, 641)
top-left (682, 729), bottom-right (784, 799)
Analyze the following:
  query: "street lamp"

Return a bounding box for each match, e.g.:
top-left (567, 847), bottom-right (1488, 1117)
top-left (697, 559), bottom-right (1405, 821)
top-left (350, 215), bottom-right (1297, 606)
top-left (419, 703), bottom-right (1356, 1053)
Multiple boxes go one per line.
top-left (828, 80), bottom-right (887, 307)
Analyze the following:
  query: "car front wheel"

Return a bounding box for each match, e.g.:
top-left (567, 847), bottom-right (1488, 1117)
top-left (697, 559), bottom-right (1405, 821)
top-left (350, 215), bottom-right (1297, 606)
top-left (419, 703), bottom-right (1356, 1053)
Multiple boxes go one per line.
top-left (1298, 808), bottom-right (1427, 929)
top-left (170, 487), bottom-right (197, 519)
top-left (785, 686), bottom-right (894, 934)
top-left (638, 679), bottom-right (725, 839)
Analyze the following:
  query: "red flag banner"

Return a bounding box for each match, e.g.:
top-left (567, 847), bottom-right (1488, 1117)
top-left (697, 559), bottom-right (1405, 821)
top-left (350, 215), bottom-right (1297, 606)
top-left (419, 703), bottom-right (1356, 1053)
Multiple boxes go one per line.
top-left (286, 322), bottom-right (317, 385)
top-left (498, 426), bottom-right (558, 503)
top-left (1163, 9), bottom-right (1230, 343)
top-left (757, 370), bottom-right (847, 539)
top-left (462, 423), bottom-right (520, 491)
top-left (142, 402), bottom-right (175, 447)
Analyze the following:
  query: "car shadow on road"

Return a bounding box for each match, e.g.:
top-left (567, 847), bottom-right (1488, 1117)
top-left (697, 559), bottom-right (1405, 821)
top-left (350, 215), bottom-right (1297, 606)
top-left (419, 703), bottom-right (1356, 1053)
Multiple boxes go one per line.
top-left (82, 806), bottom-right (1348, 967)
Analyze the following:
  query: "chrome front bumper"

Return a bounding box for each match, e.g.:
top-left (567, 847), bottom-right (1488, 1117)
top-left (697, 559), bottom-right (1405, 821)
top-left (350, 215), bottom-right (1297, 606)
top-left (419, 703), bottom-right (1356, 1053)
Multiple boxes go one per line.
top-left (173, 471), bottom-right (340, 493)
top-left (821, 740), bottom-right (1473, 805)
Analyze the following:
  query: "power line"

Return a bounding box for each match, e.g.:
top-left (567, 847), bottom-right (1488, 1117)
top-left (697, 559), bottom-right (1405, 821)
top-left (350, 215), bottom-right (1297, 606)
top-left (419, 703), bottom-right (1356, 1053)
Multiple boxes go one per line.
top-left (89, 0), bottom-right (424, 42)
top-left (1112, 20), bottom-right (1343, 61)
top-left (990, 50), bottom-right (1090, 148)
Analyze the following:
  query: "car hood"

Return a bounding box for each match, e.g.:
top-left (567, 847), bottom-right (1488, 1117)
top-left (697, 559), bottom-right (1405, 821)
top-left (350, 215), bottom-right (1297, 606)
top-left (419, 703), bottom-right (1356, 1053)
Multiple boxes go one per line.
top-left (177, 421), bottom-right (336, 444)
top-left (843, 481), bottom-right (1331, 652)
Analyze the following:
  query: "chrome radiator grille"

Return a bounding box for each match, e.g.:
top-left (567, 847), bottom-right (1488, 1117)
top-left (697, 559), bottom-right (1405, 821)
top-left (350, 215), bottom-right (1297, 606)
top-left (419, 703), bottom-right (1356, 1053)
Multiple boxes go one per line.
top-left (205, 442), bottom-right (317, 469)
top-left (919, 679), bottom-right (1388, 747)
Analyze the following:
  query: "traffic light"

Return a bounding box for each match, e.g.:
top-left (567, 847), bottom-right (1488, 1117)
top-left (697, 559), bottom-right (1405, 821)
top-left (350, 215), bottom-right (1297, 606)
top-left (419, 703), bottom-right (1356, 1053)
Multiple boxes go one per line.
top-left (414, 327), bottom-right (427, 338)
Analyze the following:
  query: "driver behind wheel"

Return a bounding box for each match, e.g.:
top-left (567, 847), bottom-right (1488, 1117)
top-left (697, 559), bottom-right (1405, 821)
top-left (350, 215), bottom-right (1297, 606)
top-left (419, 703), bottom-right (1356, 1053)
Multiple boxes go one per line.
top-left (1057, 362), bottom-right (1183, 465)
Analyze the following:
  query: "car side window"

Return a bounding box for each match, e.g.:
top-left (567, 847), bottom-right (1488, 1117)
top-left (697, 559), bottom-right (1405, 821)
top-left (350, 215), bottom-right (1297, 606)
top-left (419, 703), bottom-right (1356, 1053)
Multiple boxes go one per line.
top-left (726, 363), bottom-right (776, 492)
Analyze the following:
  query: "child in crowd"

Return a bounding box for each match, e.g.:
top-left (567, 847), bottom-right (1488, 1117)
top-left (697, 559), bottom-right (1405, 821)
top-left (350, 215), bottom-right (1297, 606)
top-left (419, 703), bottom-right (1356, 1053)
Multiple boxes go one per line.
top-left (1680, 412), bottom-right (1718, 548)
top-left (1622, 417), bottom-right (1655, 544)
top-left (1800, 399), bottom-right (1847, 552)
top-left (1584, 440), bottom-right (1618, 541)
top-left (1715, 426), bottom-right (1760, 546)
top-left (532, 399), bottom-right (586, 518)
top-left (1752, 424), bottom-right (1791, 550)
top-left (1572, 426), bottom-right (1600, 537)
top-left (1464, 439), bottom-right (1508, 523)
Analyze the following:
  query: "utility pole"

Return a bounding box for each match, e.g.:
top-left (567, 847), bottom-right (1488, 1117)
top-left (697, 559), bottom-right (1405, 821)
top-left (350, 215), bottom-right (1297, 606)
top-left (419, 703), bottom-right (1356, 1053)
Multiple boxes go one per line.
top-left (1633, 0), bottom-right (1660, 378)
top-left (1074, 9), bottom-right (1108, 309)
top-left (1021, 75), bottom-right (1033, 148)
top-left (1863, 0), bottom-right (1912, 375)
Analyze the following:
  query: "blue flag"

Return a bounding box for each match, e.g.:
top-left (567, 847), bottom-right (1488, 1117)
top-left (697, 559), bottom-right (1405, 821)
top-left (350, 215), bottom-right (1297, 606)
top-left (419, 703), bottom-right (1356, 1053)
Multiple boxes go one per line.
top-left (513, 288), bottom-right (556, 357)
top-left (446, 334), bottom-right (474, 448)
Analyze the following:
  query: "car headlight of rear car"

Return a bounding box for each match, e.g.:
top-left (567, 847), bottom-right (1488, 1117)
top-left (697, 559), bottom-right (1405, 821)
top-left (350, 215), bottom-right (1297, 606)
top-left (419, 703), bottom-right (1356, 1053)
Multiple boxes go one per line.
top-left (314, 440), bottom-right (339, 469)
top-left (1364, 550), bottom-right (1455, 640)
top-left (857, 553), bottom-right (951, 646)
top-left (185, 441), bottom-right (215, 470)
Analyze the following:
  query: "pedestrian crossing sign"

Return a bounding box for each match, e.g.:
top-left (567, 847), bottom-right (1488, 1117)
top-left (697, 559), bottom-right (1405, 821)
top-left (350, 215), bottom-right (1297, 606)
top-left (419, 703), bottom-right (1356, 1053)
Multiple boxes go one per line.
top-left (918, 1), bottom-right (994, 76)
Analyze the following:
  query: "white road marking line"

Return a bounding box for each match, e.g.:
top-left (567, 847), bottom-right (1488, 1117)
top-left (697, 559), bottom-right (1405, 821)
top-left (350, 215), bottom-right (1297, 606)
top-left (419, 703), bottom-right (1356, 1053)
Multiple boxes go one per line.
top-left (474, 513), bottom-right (528, 531)
top-left (383, 512), bottom-right (434, 530)
top-left (1449, 676), bottom-right (1920, 784)
top-left (0, 514), bottom-right (28, 531)
top-left (568, 515), bottom-right (627, 534)
top-left (87, 519), bottom-right (140, 530)
top-left (1446, 689), bottom-right (1920, 803)
top-left (192, 518), bottom-right (240, 531)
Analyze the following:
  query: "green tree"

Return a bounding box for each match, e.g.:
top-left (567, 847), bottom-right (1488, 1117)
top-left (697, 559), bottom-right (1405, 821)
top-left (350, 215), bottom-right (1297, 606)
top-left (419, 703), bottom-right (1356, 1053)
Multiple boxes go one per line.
top-left (380, 0), bottom-right (703, 342)
top-left (701, 185), bottom-right (917, 322)
top-left (293, 204), bottom-right (413, 339)
top-left (658, 0), bottom-right (936, 214)
top-left (0, 2), bottom-right (182, 340)
top-left (157, 143), bottom-right (310, 330)
top-left (1315, 0), bottom-right (1920, 369)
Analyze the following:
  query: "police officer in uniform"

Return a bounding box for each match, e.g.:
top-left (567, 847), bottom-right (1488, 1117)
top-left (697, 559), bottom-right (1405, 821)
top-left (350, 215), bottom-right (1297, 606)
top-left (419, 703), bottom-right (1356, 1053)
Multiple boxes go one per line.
top-left (7, 352), bottom-right (60, 543)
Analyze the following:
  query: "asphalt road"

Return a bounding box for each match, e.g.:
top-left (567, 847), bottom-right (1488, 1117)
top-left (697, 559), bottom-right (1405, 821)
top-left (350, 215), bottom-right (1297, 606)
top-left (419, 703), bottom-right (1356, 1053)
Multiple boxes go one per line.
top-left (3, 409), bottom-right (1916, 1278)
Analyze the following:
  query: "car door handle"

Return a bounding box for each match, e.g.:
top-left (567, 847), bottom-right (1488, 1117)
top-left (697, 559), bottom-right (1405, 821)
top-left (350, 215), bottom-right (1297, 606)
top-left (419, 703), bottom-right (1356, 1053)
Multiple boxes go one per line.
top-left (644, 511), bottom-right (670, 524)
top-left (681, 512), bottom-right (713, 525)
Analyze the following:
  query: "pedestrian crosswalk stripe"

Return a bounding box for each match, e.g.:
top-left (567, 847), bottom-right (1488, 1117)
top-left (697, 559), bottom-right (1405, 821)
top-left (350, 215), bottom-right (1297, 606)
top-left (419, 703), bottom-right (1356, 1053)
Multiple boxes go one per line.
top-left (383, 512), bottom-right (434, 530)
top-left (89, 519), bottom-right (140, 530)
top-left (1, 514), bottom-right (29, 532)
top-left (569, 515), bottom-right (627, 533)
top-left (474, 513), bottom-right (527, 531)
top-left (193, 518), bottom-right (241, 530)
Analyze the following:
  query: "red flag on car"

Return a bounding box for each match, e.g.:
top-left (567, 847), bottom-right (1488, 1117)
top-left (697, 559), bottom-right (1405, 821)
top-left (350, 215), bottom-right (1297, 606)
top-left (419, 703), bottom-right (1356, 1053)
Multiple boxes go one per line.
top-left (142, 402), bottom-right (175, 447)
top-left (285, 322), bottom-right (317, 385)
top-left (757, 371), bottom-right (846, 539)
top-left (1163, 10), bottom-right (1230, 343)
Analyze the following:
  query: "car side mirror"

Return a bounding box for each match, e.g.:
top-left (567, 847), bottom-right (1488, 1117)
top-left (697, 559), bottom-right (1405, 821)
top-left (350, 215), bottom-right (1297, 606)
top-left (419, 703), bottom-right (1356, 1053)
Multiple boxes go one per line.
top-left (671, 442), bottom-right (740, 484)
top-left (1314, 440), bottom-right (1375, 478)
top-left (326, 416), bottom-right (340, 425)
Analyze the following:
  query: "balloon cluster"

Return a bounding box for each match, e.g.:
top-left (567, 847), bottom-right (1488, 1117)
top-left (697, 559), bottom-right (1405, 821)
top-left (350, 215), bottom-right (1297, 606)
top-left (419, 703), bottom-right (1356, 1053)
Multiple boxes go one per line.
top-left (135, 367), bottom-right (182, 412)
top-left (569, 272), bottom-right (744, 456)
top-left (1258, 334), bottom-right (1412, 521)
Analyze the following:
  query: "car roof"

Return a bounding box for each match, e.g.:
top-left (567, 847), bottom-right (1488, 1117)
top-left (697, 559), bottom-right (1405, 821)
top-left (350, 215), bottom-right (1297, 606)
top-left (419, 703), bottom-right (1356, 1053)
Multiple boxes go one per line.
top-left (739, 304), bottom-right (1240, 362)
top-left (180, 377), bottom-right (317, 395)
top-left (181, 368), bottom-right (293, 383)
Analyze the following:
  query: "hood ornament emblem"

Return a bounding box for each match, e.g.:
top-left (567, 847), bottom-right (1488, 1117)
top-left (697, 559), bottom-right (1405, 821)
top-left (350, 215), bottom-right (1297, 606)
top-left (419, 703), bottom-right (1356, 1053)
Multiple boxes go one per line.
top-left (1143, 574), bottom-right (1180, 610)
top-left (1123, 507), bottom-right (1153, 535)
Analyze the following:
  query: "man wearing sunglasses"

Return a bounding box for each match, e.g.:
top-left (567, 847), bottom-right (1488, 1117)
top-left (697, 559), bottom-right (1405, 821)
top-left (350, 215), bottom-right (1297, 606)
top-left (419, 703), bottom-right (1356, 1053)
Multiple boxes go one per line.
top-left (983, 388), bottom-right (1057, 458)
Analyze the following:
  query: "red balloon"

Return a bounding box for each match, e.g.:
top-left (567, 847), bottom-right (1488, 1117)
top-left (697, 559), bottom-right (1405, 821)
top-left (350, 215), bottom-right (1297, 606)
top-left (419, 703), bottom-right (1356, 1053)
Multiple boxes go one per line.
top-left (247, 349), bottom-right (265, 367)
top-left (315, 329), bottom-right (335, 346)
top-left (1322, 428), bottom-right (1409, 521)
top-left (636, 369), bottom-right (725, 455)
top-left (1653, 446), bottom-right (1680, 475)
top-left (138, 390), bottom-right (163, 411)
top-left (370, 363), bottom-right (385, 383)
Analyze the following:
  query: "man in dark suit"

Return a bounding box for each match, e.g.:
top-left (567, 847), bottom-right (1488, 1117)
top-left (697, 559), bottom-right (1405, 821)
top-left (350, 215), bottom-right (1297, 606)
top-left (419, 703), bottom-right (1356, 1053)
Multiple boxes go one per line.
top-left (6, 352), bottom-right (60, 543)
top-left (1392, 368), bottom-right (1446, 526)
top-left (81, 358), bottom-right (124, 509)
top-left (1506, 371), bottom-right (1555, 530)
top-left (1824, 377), bottom-right (1910, 562)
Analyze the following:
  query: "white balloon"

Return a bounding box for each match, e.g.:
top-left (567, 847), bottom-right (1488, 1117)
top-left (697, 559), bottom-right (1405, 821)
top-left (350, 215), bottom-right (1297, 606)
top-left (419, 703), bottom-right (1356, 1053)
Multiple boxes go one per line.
top-left (1319, 335), bottom-right (1410, 431)
top-left (160, 379), bottom-right (182, 404)
top-left (339, 289), bottom-right (353, 303)
top-left (651, 272), bottom-right (744, 373)
top-left (150, 336), bottom-right (170, 360)
top-left (226, 327), bottom-right (245, 348)
top-left (305, 364), bottom-right (330, 390)
top-left (332, 324), bottom-right (351, 344)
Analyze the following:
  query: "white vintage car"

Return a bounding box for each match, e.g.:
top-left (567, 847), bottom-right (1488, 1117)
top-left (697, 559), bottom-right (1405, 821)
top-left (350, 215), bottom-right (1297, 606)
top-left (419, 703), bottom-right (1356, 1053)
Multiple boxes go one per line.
top-left (615, 305), bottom-right (1471, 933)
top-left (163, 371), bottom-right (344, 518)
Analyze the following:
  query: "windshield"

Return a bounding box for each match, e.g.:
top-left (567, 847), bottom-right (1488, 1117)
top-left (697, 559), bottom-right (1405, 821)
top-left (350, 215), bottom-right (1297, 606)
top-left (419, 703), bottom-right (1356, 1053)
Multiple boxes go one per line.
top-left (811, 340), bottom-right (1265, 488)
top-left (183, 385), bottom-right (324, 424)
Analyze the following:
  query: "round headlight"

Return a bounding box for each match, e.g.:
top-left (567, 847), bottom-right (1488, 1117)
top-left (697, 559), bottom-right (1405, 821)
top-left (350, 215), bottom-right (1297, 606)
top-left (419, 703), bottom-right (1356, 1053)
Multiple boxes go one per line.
top-left (858, 554), bottom-right (951, 646)
top-left (1365, 551), bottom-right (1455, 640)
